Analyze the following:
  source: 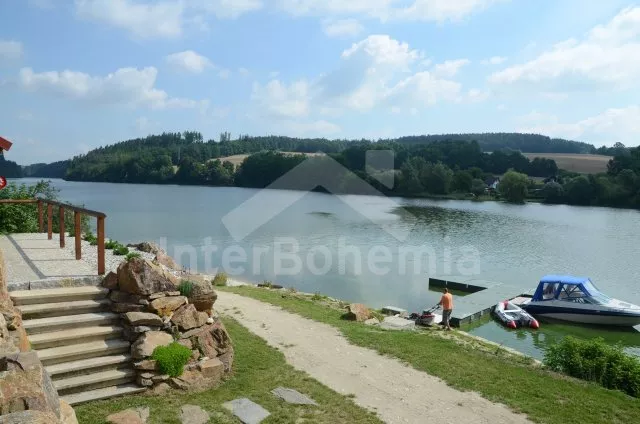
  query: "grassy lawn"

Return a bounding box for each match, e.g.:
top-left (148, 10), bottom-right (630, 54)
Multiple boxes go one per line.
top-left (74, 318), bottom-right (382, 424)
top-left (220, 286), bottom-right (640, 424)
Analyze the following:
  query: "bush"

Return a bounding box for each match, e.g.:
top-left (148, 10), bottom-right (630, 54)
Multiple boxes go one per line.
top-left (212, 272), bottom-right (228, 287)
top-left (499, 170), bottom-right (529, 203)
top-left (544, 336), bottom-right (640, 398)
top-left (84, 233), bottom-right (97, 243)
top-left (105, 239), bottom-right (120, 249)
top-left (125, 252), bottom-right (141, 261)
top-left (151, 342), bottom-right (192, 377)
top-left (178, 280), bottom-right (195, 298)
top-left (112, 246), bottom-right (129, 256)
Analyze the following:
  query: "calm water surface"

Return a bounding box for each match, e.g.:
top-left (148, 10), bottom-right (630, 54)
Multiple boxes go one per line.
top-left (15, 178), bottom-right (640, 358)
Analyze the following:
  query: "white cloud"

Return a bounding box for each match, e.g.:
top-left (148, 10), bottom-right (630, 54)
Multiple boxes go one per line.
top-left (432, 59), bottom-right (470, 78)
top-left (466, 88), bottom-right (490, 102)
top-left (75, 0), bottom-right (184, 39)
top-left (518, 106), bottom-right (640, 144)
top-left (166, 50), bottom-right (213, 73)
top-left (322, 19), bottom-right (364, 38)
top-left (238, 67), bottom-right (251, 76)
top-left (277, 0), bottom-right (501, 23)
top-left (269, 71), bottom-right (280, 79)
top-left (489, 6), bottom-right (640, 90)
top-left (0, 40), bottom-right (23, 60)
top-left (284, 119), bottom-right (341, 136)
top-left (386, 71), bottom-right (462, 107)
top-left (252, 79), bottom-right (310, 118)
top-left (19, 66), bottom-right (206, 110)
top-left (481, 56), bottom-right (507, 65)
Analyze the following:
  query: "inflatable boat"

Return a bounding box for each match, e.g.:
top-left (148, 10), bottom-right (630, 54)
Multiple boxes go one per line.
top-left (494, 300), bottom-right (539, 329)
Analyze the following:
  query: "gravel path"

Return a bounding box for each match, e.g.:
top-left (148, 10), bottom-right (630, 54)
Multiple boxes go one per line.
top-left (60, 237), bottom-right (155, 274)
top-left (217, 291), bottom-right (532, 424)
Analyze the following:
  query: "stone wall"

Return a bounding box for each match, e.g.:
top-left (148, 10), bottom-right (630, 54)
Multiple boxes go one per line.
top-left (0, 248), bottom-right (78, 424)
top-left (103, 257), bottom-right (233, 393)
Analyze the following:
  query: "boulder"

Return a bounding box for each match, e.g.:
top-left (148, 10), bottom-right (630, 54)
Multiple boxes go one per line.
top-left (181, 321), bottom-right (233, 369)
top-left (112, 303), bottom-right (145, 313)
top-left (152, 382), bottom-right (170, 395)
top-left (183, 278), bottom-right (217, 312)
top-left (117, 258), bottom-right (178, 296)
top-left (149, 296), bottom-right (187, 316)
top-left (106, 407), bottom-right (149, 424)
top-left (380, 316), bottom-right (416, 331)
top-left (0, 352), bottom-right (60, 418)
top-left (59, 400), bottom-right (79, 424)
top-left (198, 358), bottom-right (224, 383)
top-left (124, 312), bottom-right (163, 327)
top-left (0, 411), bottom-right (59, 424)
top-left (154, 251), bottom-right (181, 271)
top-left (344, 303), bottom-right (372, 322)
top-left (131, 331), bottom-right (173, 359)
top-left (2, 307), bottom-right (22, 331)
top-left (171, 304), bottom-right (208, 331)
top-left (133, 360), bottom-right (157, 371)
top-left (102, 271), bottom-right (119, 290)
top-left (364, 318), bottom-right (380, 326)
top-left (126, 242), bottom-right (160, 254)
top-left (109, 291), bottom-right (144, 304)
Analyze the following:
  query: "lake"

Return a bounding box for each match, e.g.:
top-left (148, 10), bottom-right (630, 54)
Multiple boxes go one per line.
top-left (11, 178), bottom-right (640, 359)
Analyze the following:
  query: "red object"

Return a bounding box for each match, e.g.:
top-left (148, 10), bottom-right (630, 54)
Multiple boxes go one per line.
top-left (0, 176), bottom-right (6, 190)
top-left (530, 319), bottom-right (540, 329)
top-left (0, 136), bottom-right (12, 151)
top-left (507, 320), bottom-right (517, 329)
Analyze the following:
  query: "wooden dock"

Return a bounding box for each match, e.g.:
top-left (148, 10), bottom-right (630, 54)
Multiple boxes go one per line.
top-left (429, 277), bottom-right (534, 327)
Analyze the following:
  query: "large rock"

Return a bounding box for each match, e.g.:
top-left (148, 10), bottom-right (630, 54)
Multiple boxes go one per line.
top-left (198, 358), bottom-right (224, 383)
top-left (102, 271), bottom-right (119, 290)
top-left (59, 400), bottom-right (79, 424)
top-left (150, 296), bottom-right (187, 316)
top-left (171, 304), bottom-right (208, 331)
top-left (154, 251), bottom-right (181, 271)
top-left (183, 278), bottom-right (217, 312)
top-left (106, 407), bottom-right (149, 424)
top-left (110, 291), bottom-right (144, 304)
top-left (179, 405), bottom-right (210, 424)
top-left (131, 331), bottom-right (173, 359)
top-left (181, 321), bottom-right (233, 369)
top-left (0, 410), bottom-right (59, 424)
top-left (0, 352), bottom-right (60, 418)
top-left (127, 242), bottom-right (160, 254)
top-left (124, 312), bottom-right (163, 327)
top-left (344, 303), bottom-right (372, 322)
top-left (117, 258), bottom-right (178, 295)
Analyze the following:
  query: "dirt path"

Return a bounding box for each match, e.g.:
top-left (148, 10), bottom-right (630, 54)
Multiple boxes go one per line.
top-left (217, 291), bottom-right (531, 424)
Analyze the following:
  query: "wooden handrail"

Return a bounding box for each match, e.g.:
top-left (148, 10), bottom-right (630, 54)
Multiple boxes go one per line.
top-left (0, 197), bottom-right (107, 275)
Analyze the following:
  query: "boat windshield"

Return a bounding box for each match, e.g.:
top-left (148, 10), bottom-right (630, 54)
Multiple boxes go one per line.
top-left (587, 293), bottom-right (612, 305)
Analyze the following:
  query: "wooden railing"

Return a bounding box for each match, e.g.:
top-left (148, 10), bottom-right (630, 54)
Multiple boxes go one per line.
top-left (0, 198), bottom-right (106, 275)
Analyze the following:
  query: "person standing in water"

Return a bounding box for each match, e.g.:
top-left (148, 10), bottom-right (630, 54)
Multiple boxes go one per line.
top-left (439, 288), bottom-right (454, 331)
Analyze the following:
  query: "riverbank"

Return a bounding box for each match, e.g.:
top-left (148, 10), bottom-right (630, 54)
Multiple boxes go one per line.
top-left (218, 285), bottom-right (640, 424)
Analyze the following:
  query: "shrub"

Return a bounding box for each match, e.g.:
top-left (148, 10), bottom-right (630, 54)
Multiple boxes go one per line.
top-left (151, 342), bottom-right (192, 377)
top-left (125, 252), bottom-right (141, 261)
top-left (212, 272), bottom-right (228, 287)
top-left (105, 239), bottom-right (120, 249)
top-left (544, 336), bottom-right (640, 398)
top-left (178, 280), bottom-right (195, 298)
top-left (83, 232), bottom-right (97, 243)
top-left (262, 280), bottom-right (273, 288)
top-left (112, 246), bottom-right (129, 256)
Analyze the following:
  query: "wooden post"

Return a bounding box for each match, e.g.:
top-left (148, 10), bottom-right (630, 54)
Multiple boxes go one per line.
top-left (59, 206), bottom-right (65, 248)
top-left (97, 216), bottom-right (105, 275)
top-left (47, 204), bottom-right (53, 240)
top-left (75, 212), bottom-right (81, 260)
top-left (37, 200), bottom-right (44, 232)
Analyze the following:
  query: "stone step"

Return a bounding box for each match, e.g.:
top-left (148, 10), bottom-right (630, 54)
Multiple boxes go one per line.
top-left (55, 368), bottom-right (137, 396)
top-left (23, 312), bottom-right (120, 334)
top-left (46, 354), bottom-right (132, 379)
top-left (18, 299), bottom-right (111, 319)
top-left (10, 286), bottom-right (108, 306)
top-left (38, 339), bottom-right (131, 366)
top-left (29, 326), bottom-right (123, 350)
top-left (62, 384), bottom-right (146, 406)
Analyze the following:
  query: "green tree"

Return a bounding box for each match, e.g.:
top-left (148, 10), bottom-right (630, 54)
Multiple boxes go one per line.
top-left (499, 170), bottom-right (529, 203)
top-left (452, 170), bottom-right (473, 192)
top-left (564, 176), bottom-right (595, 205)
top-left (471, 179), bottom-right (487, 197)
top-left (421, 162), bottom-right (454, 194)
top-left (542, 182), bottom-right (565, 204)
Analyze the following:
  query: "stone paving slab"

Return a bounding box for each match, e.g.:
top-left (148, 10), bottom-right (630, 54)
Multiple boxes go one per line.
top-left (222, 398), bottom-right (270, 424)
top-left (271, 387), bottom-right (318, 405)
top-left (179, 405), bottom-right (209, 424)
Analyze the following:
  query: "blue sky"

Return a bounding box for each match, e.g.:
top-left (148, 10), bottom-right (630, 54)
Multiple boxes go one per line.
top-left (1, 0), bottom-right (640, 164)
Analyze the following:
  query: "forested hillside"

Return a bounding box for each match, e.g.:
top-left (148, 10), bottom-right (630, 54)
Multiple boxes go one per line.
top-left (0, 153), bottom-right (22, 178)
top-left (22, 161), bottom-right (70, 178)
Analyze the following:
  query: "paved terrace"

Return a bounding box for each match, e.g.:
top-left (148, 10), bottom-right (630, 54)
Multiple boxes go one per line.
top-left (0, 233), bottom-right (104, 290)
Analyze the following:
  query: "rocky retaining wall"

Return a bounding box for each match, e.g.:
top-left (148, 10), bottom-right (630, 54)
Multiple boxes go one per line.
top-left (103, 255), bottom-right (234, 393)
top-left (0, 248), bottom-right (78, 424)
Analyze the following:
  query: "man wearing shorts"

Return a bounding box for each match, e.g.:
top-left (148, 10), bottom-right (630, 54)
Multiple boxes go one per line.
top-left (439, 288), bottom-right (453, 330)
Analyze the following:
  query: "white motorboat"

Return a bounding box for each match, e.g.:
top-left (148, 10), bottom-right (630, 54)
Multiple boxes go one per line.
top-left (524, 275), bottom-right (640, 327)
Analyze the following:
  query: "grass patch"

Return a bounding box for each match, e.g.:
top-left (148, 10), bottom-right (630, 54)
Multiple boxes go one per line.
top-left (219, 286), bottom-right (640, 424)
top-left (75, 318), bottom-right (381, 424)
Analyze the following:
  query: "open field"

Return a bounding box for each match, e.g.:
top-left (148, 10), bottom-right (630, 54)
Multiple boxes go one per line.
top-left (219, 286), bottom-right (640, 424)
top-left (217, 152), bottom-right (327, 167)
top-left (523, 153), bottom-right (612, 174)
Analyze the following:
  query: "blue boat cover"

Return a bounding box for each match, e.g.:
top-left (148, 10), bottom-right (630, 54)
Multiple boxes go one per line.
top-left (532, 275), bottom-right (598, 302)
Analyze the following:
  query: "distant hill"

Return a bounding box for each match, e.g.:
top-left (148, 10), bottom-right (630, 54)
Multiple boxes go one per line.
top-left (0, 153), bottom-right (22, 178)
top-left (393, 133), bottom-right (595, 154)
top-left (22, 161), bottom-right (70, 178)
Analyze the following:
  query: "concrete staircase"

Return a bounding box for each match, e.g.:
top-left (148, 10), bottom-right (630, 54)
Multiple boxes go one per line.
top-left (10, 286), bottom-right (145, 405)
